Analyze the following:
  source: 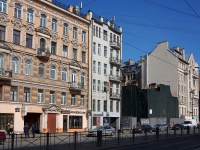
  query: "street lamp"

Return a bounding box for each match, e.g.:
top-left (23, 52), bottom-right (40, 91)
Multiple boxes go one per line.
top-left (190, 89), bottom-right (195, 119)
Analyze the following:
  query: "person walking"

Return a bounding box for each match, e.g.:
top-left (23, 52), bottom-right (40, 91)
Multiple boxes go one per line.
top-left (24, 123), bottom-right (30, 138)
top-left (31, 124), bottom-right (36, 138)
top-left (9, 122), bottom-right (14, 134)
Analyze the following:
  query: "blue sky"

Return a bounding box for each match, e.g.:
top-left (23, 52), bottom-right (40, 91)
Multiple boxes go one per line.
top-left (57, 0), bottom-right (200, 67)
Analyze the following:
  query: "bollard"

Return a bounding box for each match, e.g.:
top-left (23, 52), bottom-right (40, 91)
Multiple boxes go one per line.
top-left (132, 129), bottom-right (135, 143)
top-left (74, 131), bottom-right (77, 150)
top-left (156, 127), bottom-right (159, 140)
top-left (145, 128), bottom-right (147, 141)
top-left (166, 127), bottom-right (168, 138)
top-left (193, 126), bottom-right (195, 134)
top-left (187, 126), bottom-right (189, 135)
top-left (118, 130), bottom-right (120, 145)
top-left (174, 129), bottom-right (176, 137)
top-left (46, 132), bottom-right (49, 150)
top-left (181, 126), bottom-right (183, 136)
top-left (97, 130), bottom-right (102, 147)
top-left (11, 133), bottom-right (14, 150)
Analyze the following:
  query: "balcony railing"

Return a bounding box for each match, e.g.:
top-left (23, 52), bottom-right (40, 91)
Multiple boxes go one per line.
top-left (183, 69), bottom-right (188, 74)
top-left (37, 48), bottom-right (51, 60)
top-left (109, 75), bottom-right (121, 82)
top-left (69, 82), bottom-right (84, 91)
top-left (109, 40), bottom-right (120, 49)
top-left (179, 100), bottom-right (187, 105)
top-left (192, 73), bottom-right (199, 79)
top-left (110, 93), bottom-right (121, 100)
top-left (109, 57), bottom-right (122, 66)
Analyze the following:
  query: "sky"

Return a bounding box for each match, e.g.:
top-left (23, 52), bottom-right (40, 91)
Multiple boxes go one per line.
top-left (57, 0), bottom-right (200, 67)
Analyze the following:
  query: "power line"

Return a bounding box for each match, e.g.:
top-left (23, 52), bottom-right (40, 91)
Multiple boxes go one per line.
top-left (185, 0), bottom-right (200, 19)
top-left (82, 0), bottom-right (96, 8)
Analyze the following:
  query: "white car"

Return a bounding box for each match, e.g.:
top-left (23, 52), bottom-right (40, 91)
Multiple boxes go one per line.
top-left (87, 126), bottom-right (116, 136)
top-left (152, 123), bottom-right (168, 132)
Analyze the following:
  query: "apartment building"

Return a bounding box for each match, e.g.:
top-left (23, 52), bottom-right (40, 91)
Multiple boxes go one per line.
top-left (122, 41), bottom-right (199, 120)
top-left (0, 0), bottom-right (91, 133)
top-left (89, 13), bottom-right (122, 129)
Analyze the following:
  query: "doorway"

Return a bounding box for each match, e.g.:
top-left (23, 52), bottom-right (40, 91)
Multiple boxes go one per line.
top-left (63, 115), bottom-right (67, 132)
top-left (47, 114), bottom-right (56, 133)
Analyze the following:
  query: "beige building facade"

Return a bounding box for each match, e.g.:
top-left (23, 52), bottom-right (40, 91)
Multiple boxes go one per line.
top-left (0, 0), bottom-right (91, 133)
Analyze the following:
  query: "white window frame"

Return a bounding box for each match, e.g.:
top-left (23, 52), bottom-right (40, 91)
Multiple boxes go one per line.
top-left (98, 44), bottom-right (101, 55)
top-left (40, 14), bottom-right (46, 27)
top-left (50, 65), bottom-right (56, 79)
top-left (62, 45), bottom-right (68, 57)
top-left (12, 57), bottom-right (19, 73)
top-left (24, 60), bottom-right (31, 75)
top-left (73, 27), bottom-right (77, 39)
top-left (0, 54), bottom-right (4, 68)
top-left (93, 42), bottom-right (96, 54)
top-left (14, 3), bottom-right (21, 19)
top-left (63, 23), bottom-right (68, 36)
top-left (38, 63), bottom-right (44, 77)
top-left (81, 73), bottom-right (85, 85)
top-left (71, 94), bottom-right (76, 105)
top-left (97, 80), bottom-right (100, 92)
top-left (0, 0), bottom-right (6, 13)
top-left (27, 8), bottom-right (33, 23)
top-left (81, 95), bottom-right (85, 106)
top-left (62, 68), bottom-right (67, 81)
top-left (93, 99), bottom-right (96, 111)
top-left (38, 89), bottom-right (44, 103)
top-left (98, 62), bottom-right (101, 74)
top-left (52, 19), bottom-right (57, 32)
top-left (82, 31), bottom-right (86, 42)
top-left (93, 79), bottom-right (96, 91)
top-left (23, 87), bottom-right (30, 102)
top-left (50, 91), bottom-right (55, 104)
top-left (10, 86), bottom-right (18, 101)
top-left (93, 61), bottom-right (96, 72)
top-left (104, 46), bottom-right (107, 57)
top-left (72, 70), bottom-right (76, 83)
top-left (61, 92), bottom-right (66, 105)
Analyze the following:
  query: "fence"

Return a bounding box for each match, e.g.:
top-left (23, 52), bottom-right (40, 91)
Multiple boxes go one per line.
top-left (0, 126), bottom-right (200, 150)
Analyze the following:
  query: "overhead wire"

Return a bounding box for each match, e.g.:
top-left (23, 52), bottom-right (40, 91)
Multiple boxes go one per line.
top-left (185, 0), bottom-right (200, 19)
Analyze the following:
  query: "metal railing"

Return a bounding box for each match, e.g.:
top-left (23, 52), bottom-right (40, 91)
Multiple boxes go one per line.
top-left (37, 48), bottom-right (51, 58)
top-left (109, 75), bottom-right (121, 81)
top-left (109, 57), bottom-right (122, 65)
top-left (110, 93), bottom-right (121, 99)
top-left (69, 82), bottom-right (84, 89)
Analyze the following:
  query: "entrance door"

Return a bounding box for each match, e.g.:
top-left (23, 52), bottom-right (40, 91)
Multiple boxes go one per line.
top-left (47, 114), bottom-right (56, 133)
top-left (63, 115), bottom-right (67, 132)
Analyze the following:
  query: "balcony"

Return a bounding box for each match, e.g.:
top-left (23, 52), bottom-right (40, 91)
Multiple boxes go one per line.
top-left (183, 69), bottom-right (188, 75)
top-left (192, 73), bottom-right (199, 79)
top-left (69, 82), bottom-right (84, 91)
top-left (109, 57), bottom-right (122, 66)
top-left (179, 100), bottom-right (187, 106)
top-left (0, 69), bottom-right (12, 85)
top-left (37, 48), bottom-right (51, 60)
top-left (109, 75), bottom-right (121, 82)
top-left (110, 93), bottom-right (121, 100)
top-left (109, 40), bottom-right (121, 49)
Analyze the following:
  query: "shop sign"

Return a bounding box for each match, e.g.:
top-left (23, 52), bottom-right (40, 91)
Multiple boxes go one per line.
top-left (93, 114), bottom-right (103, 117)
top-left (70, 111), bottom-right (85, 114)
top-left (15, 107), bottom-right (20, 112)
top-left (106, 112), bottom-right (109, 117)
top-left (61, 110), bottom-right (71, 114)
top-left (21, 106), bottom-right (27, 116)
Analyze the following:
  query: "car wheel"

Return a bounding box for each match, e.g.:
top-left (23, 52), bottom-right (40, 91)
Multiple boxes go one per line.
top-left (111, 132), bottom-right (115, 136)
top-left (149, 129), bottom-right (152, 133)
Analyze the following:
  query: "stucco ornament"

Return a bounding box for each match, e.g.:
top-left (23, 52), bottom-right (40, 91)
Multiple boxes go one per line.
top-left (36, 27), bottom-right (52, 37)
top-left (26, 24), bottom-right (34, 33)
top-left (80, 43), bottom-right (87, 50)
top-left (0, 14), bottom-right (8, 25)
top-left (13, 20), bottom-right (22, 30)
top-left (51, 34), bottom-right (59, 41)
top-left (71, 40), bottom-right (79, 48)
top-left (62, 37), bottom-right (70, 45)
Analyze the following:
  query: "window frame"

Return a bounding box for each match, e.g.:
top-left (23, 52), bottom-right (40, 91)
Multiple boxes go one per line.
top-left (38, 63), bottom-right (45, 77)
top-left (0, 25), bottom-right (5, 41)
top-left (27, 8), bottom-right (33, 23)
top-left (40, 14), bottom-right (46, 27)
top-left (50, 91), bottom-right (55, 104)
top-left (73, 27), bottom-right (77, 39)
top-left (24, 60), bottom-right (31, 75)
top-left (13, 30), bottom-right (20, 45)
top-left (26, 33), bottom-right (32, 48)
top-left (50, 65), bottom-right (56, 79)
top-left (38, 89), bottom-right (44, 103)
top-left (14, 3), bottom-right (21, 19)
top-left (63, 23), bottom-right (68, 36)
top-left (62, 45), bottom-right (68, 58)
top-left (52, 18), bottom-right (57, 32)
top-left (61, 92), bottom-right (67, 105)
top-left (24, 87), bottom-right (30, 102)
top-left (0, 0), bottom-right (6, 13)
top-left (61, 68), bottom-right (67, 81)
top-left (71, 94), bottom-right (76, 106)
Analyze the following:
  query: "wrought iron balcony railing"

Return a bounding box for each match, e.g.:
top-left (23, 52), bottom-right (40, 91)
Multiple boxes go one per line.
top-left (109, 75), bottom-right (121, 82)
top-left (109, 57), bottom-right (122, 66)
top-left (109, 40), bottom-right (121, 49)
top-left (37, 48), bottom-right (51, 59)
top-left (110, 93), bottom-right (121, 100)
top-left (69, 82), bottom-right (84, 90)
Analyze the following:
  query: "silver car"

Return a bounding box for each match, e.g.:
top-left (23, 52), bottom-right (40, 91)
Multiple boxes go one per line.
top-left (87, 126), bottom-right (116, 136)
top-left (152, 123), bottom-right (168, 132)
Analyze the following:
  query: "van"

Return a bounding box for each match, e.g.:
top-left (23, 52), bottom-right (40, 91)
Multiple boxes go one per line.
top-left (182, 119), bottom-right (197, 128)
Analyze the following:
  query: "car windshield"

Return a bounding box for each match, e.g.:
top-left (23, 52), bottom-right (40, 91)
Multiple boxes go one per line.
top-left (184, 121), bottom-right (191, 124)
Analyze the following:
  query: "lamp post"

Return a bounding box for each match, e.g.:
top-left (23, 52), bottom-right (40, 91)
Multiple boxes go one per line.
top-left (190, 89), bottom-right (195, 119)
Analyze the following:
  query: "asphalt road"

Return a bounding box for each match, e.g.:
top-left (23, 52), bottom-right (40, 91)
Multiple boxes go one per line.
top-left (115, 135), bottom-right (200, 150)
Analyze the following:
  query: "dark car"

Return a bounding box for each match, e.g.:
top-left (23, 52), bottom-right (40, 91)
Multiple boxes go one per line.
top-left (171, 124), bottom-right (184, 130)
top-left (135, 124), bottom-right (152, 133)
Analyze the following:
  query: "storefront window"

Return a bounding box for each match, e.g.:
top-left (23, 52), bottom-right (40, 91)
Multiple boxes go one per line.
top-left (69, 116), bottom-right (82, 128)
top-left (0, 114), bottom-right (14, 130)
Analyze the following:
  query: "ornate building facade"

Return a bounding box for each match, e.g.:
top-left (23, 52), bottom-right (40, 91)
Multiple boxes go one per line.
top-left (0, 0), bottom-right (90, 133)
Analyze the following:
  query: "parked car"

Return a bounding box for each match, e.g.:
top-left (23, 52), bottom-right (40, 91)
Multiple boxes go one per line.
top-left (152, 123), bottom-right (168, 132)
top-left (182, 119), bottom-right (197, 129)
top-left (87, 126), bottom-right (115, 136)
top-left (134, 124), bottom-right (152, 133)
top-left (171, 124), bottom-right (184, 130)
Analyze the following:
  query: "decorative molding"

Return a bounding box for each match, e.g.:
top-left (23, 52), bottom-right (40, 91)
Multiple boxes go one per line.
top-left (24, 55), bottom-right (34, 61)
top-left (26, 24), bottom-right (34, 33)
top-left (12, 19), bottom-right (23, 30)
top-left (11, 51), bottom-right (22, 59)
top-left (0, 13), bottom-right (9, 26)
top-left (62, 37), bottom-right (70, 45)
top-left (36, 27), bottom-right (52, 37)
top-left (51, 33), bottom-right (59, 41)
top-left (13, 0), bottom-right (23, 6)
top-left (49, 61), bottom-right (58, 67)
top-left (71, 40), bottom-right (79, 48)
top-left (80, 43), bottom-right (87, 51)
top-left (0, 41), bottom-right (13, 50)
top-left (69, 60), bottom-right (82, 68)
top-left (43, 105), bottom-right (62, 113)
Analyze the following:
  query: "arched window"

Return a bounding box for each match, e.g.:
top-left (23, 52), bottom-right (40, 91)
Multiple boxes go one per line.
top-left (12, 57), bottom-right (19, 73)
top-left (40, 38), bottom-right (45, 50)
top-left (0, 54), bottom-right (3, 68)
top-left (27, 8), bottom-right (33, 23)
top-left (0, 0), bottom-right (7, 13)
top-left (50, 65), bottom-right (56, 79)
top-left (81, 73), bottom-right (85, 85)
top-left (72, 70), bottom-right (76, 83)
top-left (62, 68), bottom-right (67, 81)
top-left (52, 19), bottom-right (57, 31)
top-left (38, 63), bottom-right (44, 77)
top-left (14, 4), bottom-right (21, 18)
top-left (40, 14), bottom-right (46, 27)
top-left (25, 60), bottom-right (31, 75)
top-left (73, 27), bottom-right (77, 39)
top-left (82, 31), bottom-right (86, 42)
top-left (63, 23), bottom-right (68, 36)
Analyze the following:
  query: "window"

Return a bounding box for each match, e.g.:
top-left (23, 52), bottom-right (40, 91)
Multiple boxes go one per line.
top-left (97, 100), bottom-right (100, 111)
top-left (99, 28), bottom-right (101, 38)
top-left (116, 51), bottom-right (119, 60)
top-left (98, 44), bottom-right (101, 55)
top-left (38, 63), bottom-right (44, 77)
top-left (116, 102), bottom-right (119, 112)
top-left (51, 42), bottom-right (56, 55)
top-left (27, 9), bottom-right (33, 23)
top-left (0, 25), bottom-right (5, 40)
top-left (73, 27), bottom-right (77, 39)
top-left (110, 65), bottom-right (113, 75)
top-left (0, 54), bottom-right (3, 68)
top-left (63, 23), bottom-right (68, 36)
top-left (24, 60), bottom-right (31, 75)
top-left (103, 81), bottom-right (107, 92)
top-left (26, 34), bottom-right (32, 48)
top-left (62, 68), bottom-right (67, 81)
top-left (72, 48), bottom-right (77, 60)
top-left (93, 79), bottom-right (96, 91)
top-left (50, 91), bottom-right (55, 104)
top-left (38, 89), bottom-right (44, 103)
top-left (93, 61), bottom-right (96, 72)
top-left (62, 45), bottom-right (68, 57)
top-left (104, 46), bottom-right (107, 57)
top-left (14, 4), bottom-right (21, 18)
top-left (61, 92), bottom-right (66, 105)
top-left (110, 49), bottom-right (113, 58)
top-left (50, 65), bottom-right (56, 79)
top-left (12, 57), bottom-right (19, 73)
top-left (72, 70), bottom-right (76, 82)
top-left (103, 30), bottom-right (107, 41)
top-left (116, 84), bottom-right (119, 94)
top-left (71, 94), bottom-right (76, 105)
top-left (81, 95), bottom-right (85, 106)
top-left (93, 42), bottom-right (96, 54)
top-left (114, 35), bottom-right (116, 42)
top-left (97, 80), bottom-right (100, 92)
top-left (110, 101), bottom-right (113, 112)
top-left (13, 30), bottom-right (20, 45)
top-left (98, 62), bottom-right (101, 74)
top-left (82, 31), bottom-right (86, 42)
top-left (93, 99), bottom-right (96, 111)
top-left (40, 14), bottom-right (46, 27)
top-left (52, 19), bottom-right (57, 31)
top-left (104, 100), bottom-right (107, 112)
top-left (40, 38), bottom-right (45, 50)
top-left (81, 73), bottom-right (85, 85)
top-left (69, 116), bottom-right (82, 128)
top-left (96, 26), bottom-right (98, 37)
top-left (0, 0), bottom-right (6, 13)
top-left (93, 25), bottom-right (95, 36)
top-left (10, 86), bottom-right (17, 101)
top-left (104, 64), bottom-right (107, 74)
top-left (24, 88), bottom-right (30, 102)
top-left (82, 51), bottom-right (86, 63)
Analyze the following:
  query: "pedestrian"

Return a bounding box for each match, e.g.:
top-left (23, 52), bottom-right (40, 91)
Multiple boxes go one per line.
top-left (9, 122), bottom-right (14, 134)
top-left (31, 124), bottom-right (36, 138)
top-left (6, 123), bottom-right (10, 135)
top-left (24, 123), bottom-right (30, 138)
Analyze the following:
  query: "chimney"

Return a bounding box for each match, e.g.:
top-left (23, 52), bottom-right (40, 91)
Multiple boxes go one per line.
top-left (119, 26), bottom-right (122, 32)
top-left (100, 16), bottom-right (103, 22)
top-left (107, 20), bottom-right (110, 26)
top-left (68, 5), bottom-right (73, 12)
top-left (174, 46), bottom-right (179, 51)
top-left (87, 10), bottom-right (92, 20)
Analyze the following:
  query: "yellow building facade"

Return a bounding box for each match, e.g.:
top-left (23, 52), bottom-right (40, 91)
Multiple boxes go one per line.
top-left (0, 0), bottom-right (91, 133)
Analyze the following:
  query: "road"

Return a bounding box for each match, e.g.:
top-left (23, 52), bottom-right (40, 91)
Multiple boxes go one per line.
top-left (115, 135), bottom-right (200, 150)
